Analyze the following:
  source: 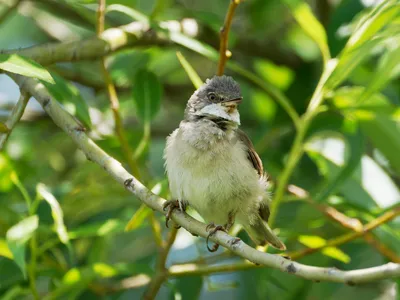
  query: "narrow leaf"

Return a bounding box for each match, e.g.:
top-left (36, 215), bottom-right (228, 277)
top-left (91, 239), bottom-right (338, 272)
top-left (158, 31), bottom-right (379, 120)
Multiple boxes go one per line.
top-left (36, 183), bottom-right (69, 245)
top-left (284, 1), bottom-right (330, 63)
top-left (321, 247), bottom-right (351, 263)
top-left (125, 204), bottom-right (152, 231)
top-left (42, 72), bottom-right (91, 128)
top-left (132, 69), bottom-right (163, 122)
top-left (6, 215), bottom-right (39, 277)
top-left (176, 51), bottom-right (203, 89)
top-left (0, 54), bottom-right (54, 84)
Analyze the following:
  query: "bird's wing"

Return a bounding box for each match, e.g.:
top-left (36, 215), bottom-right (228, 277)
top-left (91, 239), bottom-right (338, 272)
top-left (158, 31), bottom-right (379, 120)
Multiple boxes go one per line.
top-left (236, 129), bottom-right (270, 222)
top-left (236, 129), bottom-right (263, 176)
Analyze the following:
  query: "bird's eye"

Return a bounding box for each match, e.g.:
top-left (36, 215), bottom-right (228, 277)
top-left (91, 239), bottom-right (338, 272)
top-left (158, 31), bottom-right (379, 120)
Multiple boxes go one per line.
top-left (208, 92), bottom-right (218, 102)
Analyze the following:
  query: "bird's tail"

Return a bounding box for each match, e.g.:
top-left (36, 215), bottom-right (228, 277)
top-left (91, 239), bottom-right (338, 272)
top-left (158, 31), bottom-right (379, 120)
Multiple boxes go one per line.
top-left (244, 215), bottom-right (286, 250)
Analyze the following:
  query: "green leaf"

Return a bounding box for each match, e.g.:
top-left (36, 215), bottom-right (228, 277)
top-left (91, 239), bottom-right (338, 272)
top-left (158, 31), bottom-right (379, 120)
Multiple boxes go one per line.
top-left (0, 54), bottom-right (55, 83)
top-left (313, 124), bottom-right (365, 203)
top-left (0, 257), bottom-right (25, 290)
top-left (284, 1), bottom-right (330, 63)
top-left (0, 154), bottom-right (14, 192)
top-left (36, 183), bottom-right (69, 245)
top-left (0, 239), bottom-right (13, 259)
top-left (6, 215), bottom-right (39, 277)
top-left (125, 203), bottom-right (152, 231)
top-left (68, 219), bottom-right (124, 239)
top-left (42, 72), bottom-right (91, 128)
top-left (106, 4), bottom-right (149, 23)
top-left (359, 114), bottom-right (400, 174)
top-left (132, 69), bottom-right (163, 122)
top-left (321, 247), bottom-right (351, 264)
top-left (298, 235), bottom-right (326, 248)
top-left (298, 236), bottom-right (351, 263)
top-left (0, 122), bottom-right (9, 133)
top-left (358, 37), bottom-right (400, 103)
top-left (176, 51), bottom-right (203, 89)
top-left (326, 1), bottom-right (400, 89)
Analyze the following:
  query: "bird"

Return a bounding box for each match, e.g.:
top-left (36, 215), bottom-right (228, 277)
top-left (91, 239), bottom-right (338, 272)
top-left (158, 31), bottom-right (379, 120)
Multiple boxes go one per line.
top-left (163, 75), bottom-right (286, 252)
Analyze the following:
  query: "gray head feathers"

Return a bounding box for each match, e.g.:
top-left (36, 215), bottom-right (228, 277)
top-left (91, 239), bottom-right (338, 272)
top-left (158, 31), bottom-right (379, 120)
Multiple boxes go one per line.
top-left (184, 76), bottom-right (242, 119)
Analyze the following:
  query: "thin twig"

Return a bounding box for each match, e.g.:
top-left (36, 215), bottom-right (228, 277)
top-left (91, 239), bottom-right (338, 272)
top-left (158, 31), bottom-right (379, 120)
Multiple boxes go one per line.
top-left (11, 74), bottom-right (400, 285)
top-left (0, 91), bottom-right (30, 150)
top-left (217, 0), bottom-right (241, 76)
top-left (288, 185), bottom-right (400, 262)
top-left (96, 0), bottom-right (140, 178)
top-left (0, 0), bottom-right (23, 25)
top-left (289, 206), bottom-right (400, 260)
top-left (143, 227), bottom-right (178, 299)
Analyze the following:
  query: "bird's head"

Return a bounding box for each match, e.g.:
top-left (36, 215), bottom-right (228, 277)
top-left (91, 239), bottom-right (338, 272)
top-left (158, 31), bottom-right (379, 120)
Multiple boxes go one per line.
top-left (184, 75), bottom-right (242, 125)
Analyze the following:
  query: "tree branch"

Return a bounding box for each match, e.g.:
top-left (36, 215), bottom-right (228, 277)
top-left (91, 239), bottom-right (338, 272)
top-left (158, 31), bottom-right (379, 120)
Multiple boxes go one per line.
top-left (0, 0), bottom-right (23, 25)
top-left (217, 0), bottom-right (240, 75)
top-left (9, 73), bottom-right (400, 285)
top-left (0, 91), bottom-right (30, 150)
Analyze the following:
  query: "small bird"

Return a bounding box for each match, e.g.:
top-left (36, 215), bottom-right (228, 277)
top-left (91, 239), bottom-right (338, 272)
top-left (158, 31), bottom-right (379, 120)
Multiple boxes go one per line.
top-left (163, 75), bottom-right (286, 252)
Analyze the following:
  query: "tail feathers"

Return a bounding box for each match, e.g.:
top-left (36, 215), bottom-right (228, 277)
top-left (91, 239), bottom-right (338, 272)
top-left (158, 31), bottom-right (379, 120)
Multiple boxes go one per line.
top-left (245, 216), bottom-right (286, 250)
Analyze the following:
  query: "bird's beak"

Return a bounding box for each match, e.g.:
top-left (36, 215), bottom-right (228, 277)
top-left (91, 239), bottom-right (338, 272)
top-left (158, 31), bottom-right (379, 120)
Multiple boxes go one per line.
top-left (221, 97), bottom-right (243, 107)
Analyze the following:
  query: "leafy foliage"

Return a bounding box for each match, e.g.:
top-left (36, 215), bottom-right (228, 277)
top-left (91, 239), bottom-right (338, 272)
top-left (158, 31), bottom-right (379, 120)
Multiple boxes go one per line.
top-left (0, 0), bottom-right (399, 299)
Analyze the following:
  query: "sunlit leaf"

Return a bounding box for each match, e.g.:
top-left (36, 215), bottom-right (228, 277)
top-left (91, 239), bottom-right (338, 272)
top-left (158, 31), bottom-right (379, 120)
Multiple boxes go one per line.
top-left (359, 37), bottom-right (400, 103)
top-left (0, 154), bottom-right (14, 192)
top-left (0, 54), bottom-right (54, 83)
top-left (298, 235), bottom-right (326, 248)
top-left (176, 51), bottom-right (203, 89)
top-left (36, 183), bottom-right (69, 245)
top-left (321, 247), bottom-right (351, 263)
top-left (68, 219), bottom-right (124, 239)
top-left (42, 72), bottom-right (91, 128)
top-left (132, 69), bottom-right (163, 122)
top-left (125, 203), bottom-right (152, 231)
top-left (0, 239), bottom-right (13, 259)
top-left (6, 215), bottom-right (39, 277)
top-left (284, 1), bottom-right (330, 63)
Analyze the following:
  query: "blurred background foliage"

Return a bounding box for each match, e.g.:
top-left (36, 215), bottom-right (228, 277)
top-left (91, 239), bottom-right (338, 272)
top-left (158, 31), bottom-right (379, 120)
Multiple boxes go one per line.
top-left (0, 0), bottom-right (400, 299)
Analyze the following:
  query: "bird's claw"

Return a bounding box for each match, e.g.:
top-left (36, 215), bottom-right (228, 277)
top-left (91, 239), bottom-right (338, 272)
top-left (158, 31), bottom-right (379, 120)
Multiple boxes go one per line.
top-left (163, 200), bottom-right (185, 229)
top-left (206, 223), bottom-right (227, 252)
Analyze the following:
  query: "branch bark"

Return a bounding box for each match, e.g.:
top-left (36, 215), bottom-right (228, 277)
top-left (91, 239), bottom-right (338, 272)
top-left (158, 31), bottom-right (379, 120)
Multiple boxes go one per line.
top-left (9, 73), bottom-right (400, 285)
top-left (0, 91), bottom-right (30, 150)
top-left (217, 0), bottom-right (241, 75)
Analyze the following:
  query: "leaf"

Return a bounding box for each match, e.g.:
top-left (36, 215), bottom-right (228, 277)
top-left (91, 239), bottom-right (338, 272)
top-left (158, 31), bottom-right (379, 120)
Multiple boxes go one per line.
top-left (298, 236), bottom-right (351, 263)
top-left (0, 122), bottom-right (9, 133)
top-left (6, 215), bottom-right (39, 277)
top-left (132, 69), bottom-right (163, 122)
top-left (0, 257), bottom-right (24, 290)
top-left (0, 239), bottom-right (13, 259)
top-left (42, 72), bottom-right (91, 128)
top-left (313, 124), bottom-right (365, 203)
top-left (125, 203), bottom-right (152, 231)
top-left (326, 1), bottom-right (400, 89)
top-left (321, 247), bottom-right (351, 264)
top-left (106, 4), bottom-right (149, 23)
top-left (36, 183), bottom-right (69, 245)
top-left (298, 235), bottom-right (326, 248)
top-left (0, 154), bottom-right (14, 192)
top-left (68, 219), bottom-right (124, 239)
top-left (358, 37), bottom-right (400, 103)
top-left (359, 114), bottom-right (400, 174)
top-left (0, 54), bottom-right (55, 83)
top-left (176, 51), bottom-right (203, 89)
top-left (284, 1), bottom-right (330, 63)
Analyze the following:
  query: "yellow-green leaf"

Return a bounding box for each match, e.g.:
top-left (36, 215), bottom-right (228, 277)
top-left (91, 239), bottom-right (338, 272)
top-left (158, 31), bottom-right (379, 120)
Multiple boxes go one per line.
top-left (125, 203), bottom-right (152, 231)
top-left (285, 2), bottom-right (330, 63)
top-left (322, 247), bottom-right (351, 263)
top-left (0, 122), bottom-right (9, 133)
top-left (36, 183), bottom-right (69, 245)
top-left (0, 54), bottom-right (54, 84)
top-left (176, 51), bottom-right (203, 89)
top-left (298, 235), bottom-right (326, 248)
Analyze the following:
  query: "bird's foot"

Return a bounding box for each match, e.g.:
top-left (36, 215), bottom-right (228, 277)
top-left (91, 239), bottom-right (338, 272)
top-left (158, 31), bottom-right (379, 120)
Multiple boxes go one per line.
top-left (205, 223), bottom-right (227, 252)
top-left (163, 200), bottom-right (186, 228)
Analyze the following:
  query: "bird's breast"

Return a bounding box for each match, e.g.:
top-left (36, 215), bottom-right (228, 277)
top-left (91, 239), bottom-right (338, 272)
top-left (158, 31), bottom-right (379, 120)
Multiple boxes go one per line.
top-left (164, 122), bottom-right (263, 223)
